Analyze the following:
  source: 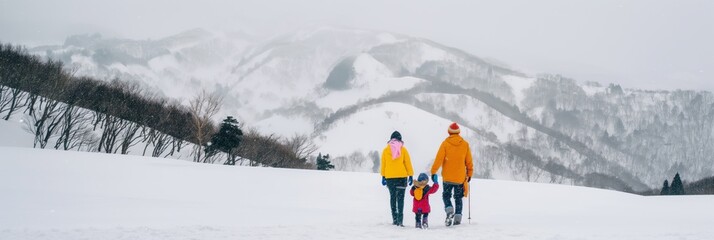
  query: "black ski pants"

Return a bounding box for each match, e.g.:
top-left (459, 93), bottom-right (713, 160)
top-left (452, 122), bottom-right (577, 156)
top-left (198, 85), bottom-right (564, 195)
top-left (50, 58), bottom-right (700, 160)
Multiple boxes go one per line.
top-left (386, 177), bottom-right (407, 224)
top-left (442, 182), bottom-right (465, 214)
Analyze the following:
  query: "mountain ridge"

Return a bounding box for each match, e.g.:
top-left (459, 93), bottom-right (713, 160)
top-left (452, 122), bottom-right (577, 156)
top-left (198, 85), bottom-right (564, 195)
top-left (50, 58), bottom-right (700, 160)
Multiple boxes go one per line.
top-left (22, 27), bottom-right (714, 192)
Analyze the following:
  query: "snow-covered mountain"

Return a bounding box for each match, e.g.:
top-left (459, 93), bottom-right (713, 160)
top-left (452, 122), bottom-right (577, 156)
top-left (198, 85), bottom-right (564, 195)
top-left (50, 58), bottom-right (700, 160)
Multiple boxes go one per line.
top-left (26, 27), bottom-right (714, 192)
top-left (30, 28), bottom-right (254, 101)
top-left (1, 147), bottom-right (713, 239)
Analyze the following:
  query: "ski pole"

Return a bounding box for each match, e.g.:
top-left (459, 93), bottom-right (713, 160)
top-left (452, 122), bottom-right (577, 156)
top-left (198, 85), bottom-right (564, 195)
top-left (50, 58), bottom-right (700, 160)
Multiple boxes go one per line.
top-left (468, 180), bottom-right (471, 224)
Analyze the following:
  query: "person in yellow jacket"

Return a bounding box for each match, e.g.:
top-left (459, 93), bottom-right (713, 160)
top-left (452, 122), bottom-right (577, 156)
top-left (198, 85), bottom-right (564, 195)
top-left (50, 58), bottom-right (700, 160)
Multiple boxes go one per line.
top-left (380, 131), bottom-right (414, 227)
top-left (430, 122), bottom-right (473, 226)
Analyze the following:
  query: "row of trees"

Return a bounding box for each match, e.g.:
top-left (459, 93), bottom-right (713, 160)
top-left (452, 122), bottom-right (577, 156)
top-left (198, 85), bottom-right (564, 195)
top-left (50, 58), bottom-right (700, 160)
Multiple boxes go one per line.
top-left (661, 173), bottom-right (686, 195)
top-left (656, 173), bottom-right (714, 196)
top-left (201, 116), bottom-right (316, 169)
top-left (1, 43), bottom-right (317, 169)
top-left (1, 44), bottom-right (194, 156)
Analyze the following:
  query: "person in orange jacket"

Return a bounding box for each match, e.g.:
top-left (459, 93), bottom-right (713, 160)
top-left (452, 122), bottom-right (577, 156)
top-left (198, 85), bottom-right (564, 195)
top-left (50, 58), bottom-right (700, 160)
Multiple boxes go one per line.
top-left (381, 130), bottom-right (414, 227)
top-left (430, 122), bottom-right (473, 226)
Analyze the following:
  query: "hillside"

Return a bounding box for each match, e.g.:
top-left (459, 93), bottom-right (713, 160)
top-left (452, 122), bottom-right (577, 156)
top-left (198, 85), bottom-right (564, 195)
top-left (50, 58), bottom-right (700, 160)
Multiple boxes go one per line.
top-left (20, 27), bottom-right (714, 192)
top-left (1, 147), bottom-right (713, 240)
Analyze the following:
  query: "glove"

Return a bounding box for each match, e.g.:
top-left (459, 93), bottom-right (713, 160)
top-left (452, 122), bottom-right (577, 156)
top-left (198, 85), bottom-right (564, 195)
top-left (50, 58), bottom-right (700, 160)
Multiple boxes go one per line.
top-left (382, 176), bottom-right (387, 186)
top-left (408, 176), bottom-right (413, 186)
top-left (432, 174), bottom-right (438, 183)
top-left (467, 176), bottom-right (472, 182)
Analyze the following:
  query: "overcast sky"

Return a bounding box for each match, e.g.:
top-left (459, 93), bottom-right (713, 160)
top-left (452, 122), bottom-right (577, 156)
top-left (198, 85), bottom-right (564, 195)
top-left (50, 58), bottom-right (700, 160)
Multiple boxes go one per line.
top-left (1, 0), bottom-right (712, 92)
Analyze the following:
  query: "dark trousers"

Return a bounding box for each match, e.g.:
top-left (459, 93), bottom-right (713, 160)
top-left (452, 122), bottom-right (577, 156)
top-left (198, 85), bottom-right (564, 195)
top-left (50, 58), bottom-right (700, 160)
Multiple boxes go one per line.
top-left (415, 211), bottom-right (429, 224)
top-left (442, 182), bottom-right (465, 214)
top-left (386, 177), bottom-right (407, 224)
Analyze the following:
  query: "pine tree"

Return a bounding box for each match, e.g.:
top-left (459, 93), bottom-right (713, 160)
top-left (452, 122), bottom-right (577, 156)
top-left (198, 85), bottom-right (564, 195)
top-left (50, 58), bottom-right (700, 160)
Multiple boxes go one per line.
top-left (316, 153), bottom-right (335, 171)
top-left (670, 172), bottom-right (686, 195)
top-left (660, 180), bottom-right (670, 195)
top-left (205, 116), bottom-right (243, 165)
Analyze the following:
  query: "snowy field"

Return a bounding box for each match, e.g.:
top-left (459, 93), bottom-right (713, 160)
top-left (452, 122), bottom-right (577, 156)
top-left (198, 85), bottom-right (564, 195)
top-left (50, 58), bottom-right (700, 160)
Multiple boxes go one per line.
top-left (1, 147), bottom-right (713, 240)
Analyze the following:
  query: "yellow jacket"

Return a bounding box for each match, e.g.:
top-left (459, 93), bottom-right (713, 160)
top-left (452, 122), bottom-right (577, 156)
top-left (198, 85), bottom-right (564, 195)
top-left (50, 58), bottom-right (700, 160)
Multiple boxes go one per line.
top-left (381, 145), bottom-right (414, 179)
top-left (431, 134), bottom-right (474, 184)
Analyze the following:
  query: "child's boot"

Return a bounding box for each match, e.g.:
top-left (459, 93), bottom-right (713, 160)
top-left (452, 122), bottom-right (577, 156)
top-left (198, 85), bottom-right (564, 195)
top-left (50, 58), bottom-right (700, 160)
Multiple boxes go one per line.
top-left (422, 215), bottom-right (429, 229)
top-left (415, 212), bottom-right (422, 228)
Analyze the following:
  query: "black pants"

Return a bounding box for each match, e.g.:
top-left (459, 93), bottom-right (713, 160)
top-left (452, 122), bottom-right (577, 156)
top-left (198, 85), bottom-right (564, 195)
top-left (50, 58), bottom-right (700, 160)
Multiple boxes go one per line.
top-left (442, 182), bottom-right (465, 214)
top-left (386, 177), bottom-right (407, 224)
top-left (415, 211), bottom-right (429, 224)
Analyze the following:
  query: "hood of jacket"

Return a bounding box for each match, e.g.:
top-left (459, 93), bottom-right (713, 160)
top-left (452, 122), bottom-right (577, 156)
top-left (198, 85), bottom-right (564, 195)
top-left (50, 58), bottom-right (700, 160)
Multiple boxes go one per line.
top-left (445, 134), bottom-right (464, 146)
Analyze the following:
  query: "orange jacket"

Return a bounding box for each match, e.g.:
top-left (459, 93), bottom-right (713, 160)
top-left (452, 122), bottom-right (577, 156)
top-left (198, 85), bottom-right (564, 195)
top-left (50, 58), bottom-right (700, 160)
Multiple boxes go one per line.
top-left (381, 145), bottom-right (414, 179)
top-left (430, 134), bottom-right (473, 184)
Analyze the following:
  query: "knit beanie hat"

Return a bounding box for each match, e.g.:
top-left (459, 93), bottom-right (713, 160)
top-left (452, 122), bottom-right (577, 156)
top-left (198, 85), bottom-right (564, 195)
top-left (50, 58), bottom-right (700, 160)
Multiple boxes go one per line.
top-left (417, 173), bottom-right (429, 182)
top-left (390, 131), bottom-right (402, 142)
top-left (448, 122), bottom-right (461, 134)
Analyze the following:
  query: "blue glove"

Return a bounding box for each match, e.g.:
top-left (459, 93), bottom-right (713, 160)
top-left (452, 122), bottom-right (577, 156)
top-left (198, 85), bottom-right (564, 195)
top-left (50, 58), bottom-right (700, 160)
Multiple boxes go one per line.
top-left (408, 176), bottom-right (413, 186)
top-left (432, 174), bottom-right (438, 183)
top-left (382, 176), bottom-right (387, 186)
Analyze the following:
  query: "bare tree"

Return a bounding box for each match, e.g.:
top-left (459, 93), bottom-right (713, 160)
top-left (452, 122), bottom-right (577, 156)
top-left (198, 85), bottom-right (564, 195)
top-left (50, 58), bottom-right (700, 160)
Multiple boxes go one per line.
top-left (188, 90), bottom-right (223, 162)
top-left (118, 122), bottom-right (143, 154)
top-left (369, 150), bottom-right (380, 173)
top-left (54, 105), bottom-right (92, 150)
top-left (151, 131), bottom-right (172, 157)
top-left (285, 134), bottom-right (318, 161)
top-left (2, 87), bottom-right (27, 120)
top-left (332, 151), bottom-right (370, 172)
top-left (142, 128), bottom-right (169, 157)
top-left (97, 115), bottom-right (125, 153)
top-left (236, 129), bottom-right (279, 166)
top-left (234, 128), bottom-right (310, 168)
top-left (24, 96), bottom-right (64, 149)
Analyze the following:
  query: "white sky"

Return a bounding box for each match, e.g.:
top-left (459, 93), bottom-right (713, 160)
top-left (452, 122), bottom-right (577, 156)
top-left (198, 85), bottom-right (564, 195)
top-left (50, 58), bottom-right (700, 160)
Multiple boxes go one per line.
top-left (1, 0), bottom-right (713, 92)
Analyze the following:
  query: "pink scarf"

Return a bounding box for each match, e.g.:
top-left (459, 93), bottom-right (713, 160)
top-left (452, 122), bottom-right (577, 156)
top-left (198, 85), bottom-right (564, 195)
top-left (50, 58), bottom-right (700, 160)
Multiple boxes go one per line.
top-left (389, 139), bottom-right (403, 159)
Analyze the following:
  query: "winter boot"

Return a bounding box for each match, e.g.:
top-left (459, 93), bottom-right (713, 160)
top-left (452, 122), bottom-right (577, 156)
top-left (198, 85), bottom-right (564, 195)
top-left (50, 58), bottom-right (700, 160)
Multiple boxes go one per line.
top-left (445, 206), bottom-right (455, 226)
top-left (422, 215), bottom-right (429, 229)
top-left (397, 214), bottom-right (404, 227)
top-left (415, 220), bottom-right (422, 229)
top-left (454, 214), bottom-right (462, 225)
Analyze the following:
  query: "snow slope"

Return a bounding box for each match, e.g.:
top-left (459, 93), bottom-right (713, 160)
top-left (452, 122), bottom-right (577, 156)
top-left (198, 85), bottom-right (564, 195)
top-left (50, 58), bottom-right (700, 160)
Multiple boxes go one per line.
top-left (0, 119), bottom-right (32, 148)
top-left (315, 102), bottom-right (480, 173)
top-left (1, 147), bottom-right (712, 240)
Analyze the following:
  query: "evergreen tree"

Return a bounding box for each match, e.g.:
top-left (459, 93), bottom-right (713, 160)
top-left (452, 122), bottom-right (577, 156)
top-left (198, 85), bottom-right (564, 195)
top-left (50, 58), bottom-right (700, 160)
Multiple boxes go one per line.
top-left (660, 180), bottom-right (670, 195)
top-left (316, 153), bottom-right (335, 171)
top-left (205, 116), bottom-right (243, 165)
top-left (670, 172), bottom-right (686, 195)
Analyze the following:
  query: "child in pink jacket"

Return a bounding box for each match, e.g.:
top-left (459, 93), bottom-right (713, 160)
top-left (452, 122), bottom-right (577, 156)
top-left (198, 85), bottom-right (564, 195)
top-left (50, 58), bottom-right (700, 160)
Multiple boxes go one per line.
top-left (410, 173), bottom-right (440, 229)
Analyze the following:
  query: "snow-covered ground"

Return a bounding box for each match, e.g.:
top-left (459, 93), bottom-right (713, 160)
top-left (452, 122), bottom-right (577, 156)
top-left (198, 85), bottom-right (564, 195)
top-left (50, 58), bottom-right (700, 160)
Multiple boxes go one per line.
top-left (1, 147), bottom-right (712, 240)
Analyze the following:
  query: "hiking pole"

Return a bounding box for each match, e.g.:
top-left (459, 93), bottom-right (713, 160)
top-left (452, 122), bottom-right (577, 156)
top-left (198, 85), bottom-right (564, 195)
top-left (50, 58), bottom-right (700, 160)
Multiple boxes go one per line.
top-left (468, 181), bottom-right (471, 224)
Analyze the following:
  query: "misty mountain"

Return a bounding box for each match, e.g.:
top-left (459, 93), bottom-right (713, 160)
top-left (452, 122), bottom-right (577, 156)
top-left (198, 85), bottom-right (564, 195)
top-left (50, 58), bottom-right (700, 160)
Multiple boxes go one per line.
top-left (28, 27), bottom-right (714, 192)
top-left (30, 28), bottom-right (254, 101)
